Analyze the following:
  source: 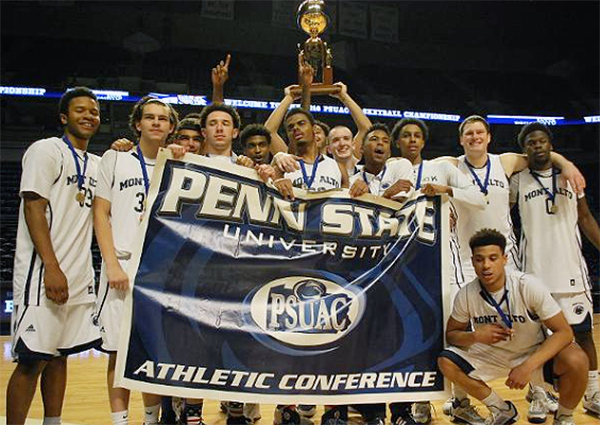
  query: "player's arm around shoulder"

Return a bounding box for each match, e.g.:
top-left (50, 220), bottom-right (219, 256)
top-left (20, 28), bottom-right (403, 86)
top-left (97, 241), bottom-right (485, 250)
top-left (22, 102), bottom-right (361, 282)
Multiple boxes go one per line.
top-left (431, 155), bottom-right (459, 167)
top-left (444, 161), bottom-right (486, 208)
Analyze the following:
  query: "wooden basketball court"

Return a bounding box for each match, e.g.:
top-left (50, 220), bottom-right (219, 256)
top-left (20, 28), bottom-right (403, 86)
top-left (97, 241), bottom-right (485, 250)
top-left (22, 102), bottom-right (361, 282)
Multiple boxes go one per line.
top-left (1, 317), bottom-right (599, 425)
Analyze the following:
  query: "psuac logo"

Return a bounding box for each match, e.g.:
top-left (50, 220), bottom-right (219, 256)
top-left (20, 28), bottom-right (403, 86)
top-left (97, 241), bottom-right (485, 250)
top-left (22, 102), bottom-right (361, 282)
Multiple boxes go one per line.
top-left (249, 276), bottom-right (363, 347)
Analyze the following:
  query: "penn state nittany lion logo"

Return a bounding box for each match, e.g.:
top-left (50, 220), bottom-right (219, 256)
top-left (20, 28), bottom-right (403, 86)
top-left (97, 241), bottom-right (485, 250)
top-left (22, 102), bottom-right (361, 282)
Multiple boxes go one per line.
top-left (249, 276), bottom-right (363, 347)
top-left (573, 303), bottom-right (585, 316)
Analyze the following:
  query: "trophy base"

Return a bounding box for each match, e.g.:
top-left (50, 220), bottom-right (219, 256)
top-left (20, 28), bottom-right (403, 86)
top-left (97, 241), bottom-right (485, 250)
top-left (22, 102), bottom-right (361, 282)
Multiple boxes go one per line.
top-left (291, 83), bottom-right (340, 97)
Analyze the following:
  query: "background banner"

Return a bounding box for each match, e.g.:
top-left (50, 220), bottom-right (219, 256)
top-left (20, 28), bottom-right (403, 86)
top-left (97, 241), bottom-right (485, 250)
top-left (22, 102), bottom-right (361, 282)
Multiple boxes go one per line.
top-left (116, 152), bottom-right (450, 404)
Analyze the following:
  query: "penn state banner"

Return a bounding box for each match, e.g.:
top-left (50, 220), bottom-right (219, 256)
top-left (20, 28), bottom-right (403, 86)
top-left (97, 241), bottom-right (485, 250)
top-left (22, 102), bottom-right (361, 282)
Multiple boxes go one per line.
top-left (115, 151), bottom-right (451, 404)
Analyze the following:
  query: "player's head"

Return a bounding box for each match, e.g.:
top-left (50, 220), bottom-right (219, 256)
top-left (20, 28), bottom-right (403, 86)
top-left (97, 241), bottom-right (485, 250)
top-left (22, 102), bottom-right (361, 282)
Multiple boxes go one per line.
top-left (469, 228), bottom-right (507, 288)
top-left (517, 122), bottom-right (554, 169)
top-left (58, 87), bottom-right (101, 141)
top-left (240, 123), bottom-right (271, 165)
top-left (391, 118), bottom-right (428, 163)
top-left (361, 123), bottom-right (391, 167)
top-left (313, 120), bottom-right (331, 151)
top-left (175, 117), bottom-right (203, 154)
top-left (129, 97), bottom-right (178, 144)
top-left (327, 125), bottom-right (354, 161)
top-left (199, 103), bottom-right (241, 155)
top-left (459, 115), bottom-right (491, 157)
top-left (284, 108), bottom-right (315, 147)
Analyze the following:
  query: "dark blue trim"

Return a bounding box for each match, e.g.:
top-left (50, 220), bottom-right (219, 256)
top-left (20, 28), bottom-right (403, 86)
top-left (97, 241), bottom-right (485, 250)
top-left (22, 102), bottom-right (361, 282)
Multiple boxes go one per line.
top-left (571, 313), bottom-right (592, 333)
top-left (58, 337), bottom-right (102, 356)
top-left (13, 338), bottom-right (54, 362)
top-left (439, 349), bottom-right (475, 375)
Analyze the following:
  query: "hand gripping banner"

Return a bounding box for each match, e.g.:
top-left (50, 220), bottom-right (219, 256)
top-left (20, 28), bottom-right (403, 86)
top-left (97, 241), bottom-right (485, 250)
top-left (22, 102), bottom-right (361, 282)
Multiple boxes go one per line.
top-left (115, 151), bottom-right (451, 404)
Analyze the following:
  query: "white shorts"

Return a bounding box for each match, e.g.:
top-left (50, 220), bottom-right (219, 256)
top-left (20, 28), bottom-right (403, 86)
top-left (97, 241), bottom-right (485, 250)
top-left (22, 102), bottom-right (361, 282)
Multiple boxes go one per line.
top-left (11, 300), bottom-right (101, 361)
top-left (439, 346), bottom-right (551, 386)
top-left (551, 291), bottom-right (593, 332)
top-left (95, 259), bottom-right (129, 352)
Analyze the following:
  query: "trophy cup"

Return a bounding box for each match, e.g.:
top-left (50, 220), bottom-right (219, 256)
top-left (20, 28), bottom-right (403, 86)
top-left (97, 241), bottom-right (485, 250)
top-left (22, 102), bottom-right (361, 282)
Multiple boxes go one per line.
top-left (296, 0), bottom-right (339, 95)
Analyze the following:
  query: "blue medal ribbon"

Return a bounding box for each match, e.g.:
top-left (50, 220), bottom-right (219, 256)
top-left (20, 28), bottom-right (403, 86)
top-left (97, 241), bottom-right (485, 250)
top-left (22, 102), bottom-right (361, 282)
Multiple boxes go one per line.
top-left (479, 283), bottom-right (512, 330)
top-left (465, 157), bottom-right (491, 196)
top-left (299, 155), bottom-right (320, 189)
top-left (415, 161), bottom-right (424, 189)
top-left (530, 168), bottom-right (557, 208)
top-left (62, 135), bottom-right (88, 193)
top-left (136, 145), bottom-right (150, 196)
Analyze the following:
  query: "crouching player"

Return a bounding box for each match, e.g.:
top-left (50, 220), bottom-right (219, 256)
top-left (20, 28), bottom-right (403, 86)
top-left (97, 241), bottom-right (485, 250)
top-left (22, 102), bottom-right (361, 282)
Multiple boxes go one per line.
top-left (438, 229), bottom-right (588, 425)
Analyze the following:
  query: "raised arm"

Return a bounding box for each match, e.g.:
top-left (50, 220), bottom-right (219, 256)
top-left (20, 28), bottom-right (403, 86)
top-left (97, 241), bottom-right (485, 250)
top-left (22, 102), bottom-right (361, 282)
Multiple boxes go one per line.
top-left (264, 86), bottom-right (299, 155)
top-left (330, 82), bottom-right (372, 160)
top-left (211, 53), bottom-right (231, 105)
top-left (299, 53), bottom-right (313, 112)
top-left (499, 151), bottom-right (585, 193)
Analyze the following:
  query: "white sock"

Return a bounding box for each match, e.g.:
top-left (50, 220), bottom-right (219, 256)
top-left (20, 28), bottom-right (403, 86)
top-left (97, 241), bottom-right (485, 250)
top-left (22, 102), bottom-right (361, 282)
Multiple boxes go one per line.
top-left (144, 403), bottom-right (160, 425)
top-left (111, 409), bottom-right (129, 425)
top-left (587, 370), bottom-right (599, 396)
top-left (482, 390), bottom-right (509, 411)
top-left (42, 418), bottom-right (61, 425)
top-left (556, 404), bottom-right (574, 419)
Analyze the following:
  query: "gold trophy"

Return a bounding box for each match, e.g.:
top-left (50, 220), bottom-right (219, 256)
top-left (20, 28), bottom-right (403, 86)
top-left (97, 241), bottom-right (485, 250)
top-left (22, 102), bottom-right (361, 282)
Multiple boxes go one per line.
top-left (296, 0), bottom-right (339, 95)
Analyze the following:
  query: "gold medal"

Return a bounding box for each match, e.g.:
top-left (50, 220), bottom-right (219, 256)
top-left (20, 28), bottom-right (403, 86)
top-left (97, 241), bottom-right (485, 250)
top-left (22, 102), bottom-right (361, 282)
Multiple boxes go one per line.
top-left (550, 204), bottom-right (558, 214)
top-left (76, 191), bottom-right (85, 203)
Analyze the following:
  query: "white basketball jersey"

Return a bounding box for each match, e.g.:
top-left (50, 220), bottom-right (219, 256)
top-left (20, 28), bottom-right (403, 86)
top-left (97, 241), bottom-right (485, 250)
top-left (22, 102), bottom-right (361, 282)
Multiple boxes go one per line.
top-left (286, 155), bottom-right (342, 192)
top-left (510, 168), bottom-right (589, 293)
top-left (456, 154), bottom-right (520, 279)
top-left (452, 270), bottom-right (562, 359)
top-left (349, 157), bottom-right (414, 197)
top-left (13, 137), bottom-right (99, 306)
top-left (95, 149), bottom-right (155, 258)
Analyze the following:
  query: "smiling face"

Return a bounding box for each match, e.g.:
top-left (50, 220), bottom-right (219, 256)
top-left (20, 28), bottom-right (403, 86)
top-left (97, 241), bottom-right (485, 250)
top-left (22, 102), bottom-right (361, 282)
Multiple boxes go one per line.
top-left (362, 129), bottom-right (391, 167)
top-left (135, 103), bottom-right (174, 145)
top-left (327, 126), bottom-right (354, 161)
top-left (522, 130), bottom-right (553, 170)
top-left (285, 112), bottom-right (314, 148)
top-left (60, 96), bottom-right (100, 142)
top-left (472, 244), bottom-right (507, 292)
top-left (396, 124), bottom-right (425, 163)
top-left (202, 110), bottom-right (239, 155)
top-left (460, 120), bottom-right (491, 157)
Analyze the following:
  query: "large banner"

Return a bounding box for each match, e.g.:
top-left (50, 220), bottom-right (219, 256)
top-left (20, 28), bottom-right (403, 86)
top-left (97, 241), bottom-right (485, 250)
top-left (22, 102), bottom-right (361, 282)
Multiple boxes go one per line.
top-left (116, 152), bottom-right (451, 404)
